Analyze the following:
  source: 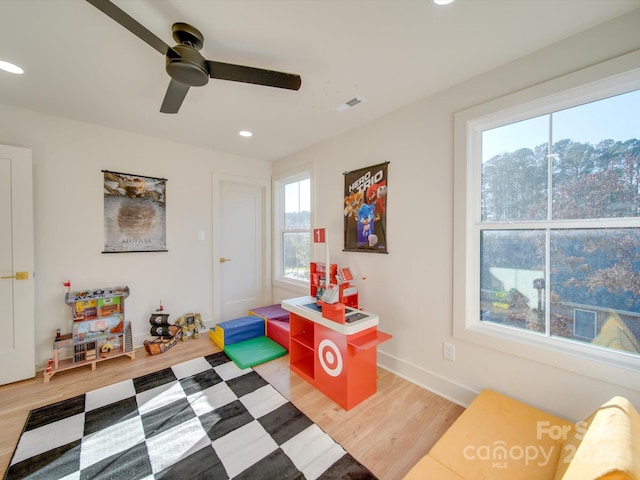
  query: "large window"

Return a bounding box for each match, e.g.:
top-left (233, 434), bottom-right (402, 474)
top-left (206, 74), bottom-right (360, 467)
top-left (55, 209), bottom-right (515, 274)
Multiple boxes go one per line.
top-left (274, 171), bottom-right (311, 285)
top-left (455, 57), bottom-right (640, 376)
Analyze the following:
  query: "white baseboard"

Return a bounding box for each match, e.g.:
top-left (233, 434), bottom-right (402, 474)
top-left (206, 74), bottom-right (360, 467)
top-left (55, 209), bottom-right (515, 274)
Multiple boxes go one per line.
top-left (377, 350), bottom-right (477, 408)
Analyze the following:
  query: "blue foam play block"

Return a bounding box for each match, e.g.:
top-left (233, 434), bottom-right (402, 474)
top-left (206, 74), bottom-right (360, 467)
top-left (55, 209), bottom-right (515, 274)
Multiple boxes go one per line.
top-left (210, 315), bottom-right (265, 349)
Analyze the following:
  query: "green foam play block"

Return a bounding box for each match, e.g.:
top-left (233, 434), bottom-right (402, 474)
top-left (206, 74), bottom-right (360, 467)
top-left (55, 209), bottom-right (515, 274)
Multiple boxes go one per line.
top-left (224, 335), bottom-right (287, 369)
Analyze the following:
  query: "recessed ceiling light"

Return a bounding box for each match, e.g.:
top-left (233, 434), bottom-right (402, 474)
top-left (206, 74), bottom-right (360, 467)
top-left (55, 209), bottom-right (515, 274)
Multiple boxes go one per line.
top-left (0, 60), bottom-right (24, 74)
top-left (239, 130), bottom-right (253, 137)
top-left (433, 0), bottom-right (455, 5)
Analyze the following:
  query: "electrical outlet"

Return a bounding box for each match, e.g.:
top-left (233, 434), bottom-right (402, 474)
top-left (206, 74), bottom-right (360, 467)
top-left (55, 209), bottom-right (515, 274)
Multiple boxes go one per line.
top-left (443, 342), bottom-right (455, 362)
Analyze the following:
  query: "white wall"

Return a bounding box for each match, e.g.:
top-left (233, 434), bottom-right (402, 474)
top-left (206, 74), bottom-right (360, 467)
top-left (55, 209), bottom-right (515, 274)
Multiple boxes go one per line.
top-left (0, 105), bottom-right (271, 369)
top-left (272, 10), bottom-right (640, 420)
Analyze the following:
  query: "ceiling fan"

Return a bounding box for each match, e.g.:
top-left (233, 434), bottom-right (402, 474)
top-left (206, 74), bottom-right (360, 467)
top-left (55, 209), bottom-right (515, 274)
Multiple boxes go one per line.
top-left (86, 0), bottom-right (302, 114)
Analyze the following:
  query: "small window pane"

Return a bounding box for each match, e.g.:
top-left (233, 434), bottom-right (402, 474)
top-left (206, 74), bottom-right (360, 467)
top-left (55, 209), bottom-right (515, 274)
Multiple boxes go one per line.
top-left (282, 177), bottom-right (310, 282)
top-left (480, 230), bottom-right (546, 333)
top-left (283, 231), bottom-right (310, 280)
top-left (550, 229), bottom-right (640, 354)
top-left (574, 309), bottom-right (596, 340)
top-left (284, 179), bottom-right (310, 229)
top-left (551, 90), bottom-right (640, 220)
top-left (481, 116), bottom-right (549, 222)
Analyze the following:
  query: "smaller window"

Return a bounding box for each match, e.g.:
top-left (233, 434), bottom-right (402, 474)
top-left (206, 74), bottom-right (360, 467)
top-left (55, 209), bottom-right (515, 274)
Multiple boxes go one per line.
top-left (573, 309), bottom-right (596, 340)
top-left (274, 172), bottom-right (311, 284)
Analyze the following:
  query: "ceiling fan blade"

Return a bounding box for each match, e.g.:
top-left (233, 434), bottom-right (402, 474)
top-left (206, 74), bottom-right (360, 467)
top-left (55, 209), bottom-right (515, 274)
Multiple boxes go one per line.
top-left (206, 61), bottom-right (301, 91)
top-left (86, 0), bottom-right (179, 59)
top-left (160, 79), bottom-right (190, 114)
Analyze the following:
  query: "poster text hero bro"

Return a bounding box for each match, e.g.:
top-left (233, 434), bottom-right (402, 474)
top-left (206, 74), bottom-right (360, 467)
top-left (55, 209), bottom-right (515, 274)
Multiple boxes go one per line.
top-left (343, 162), bottom-right (388, 254)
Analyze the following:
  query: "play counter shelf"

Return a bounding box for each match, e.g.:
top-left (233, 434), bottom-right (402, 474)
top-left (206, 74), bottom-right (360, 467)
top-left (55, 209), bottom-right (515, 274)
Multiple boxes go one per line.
top-left (282, 296), bottom-right (392, 410)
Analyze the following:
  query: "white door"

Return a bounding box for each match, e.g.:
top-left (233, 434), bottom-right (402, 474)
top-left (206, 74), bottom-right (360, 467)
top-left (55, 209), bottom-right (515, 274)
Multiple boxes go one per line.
top-left (213, 177), bottom-right (268, 322)
top-left (0, 144), bottom-right (35, 385)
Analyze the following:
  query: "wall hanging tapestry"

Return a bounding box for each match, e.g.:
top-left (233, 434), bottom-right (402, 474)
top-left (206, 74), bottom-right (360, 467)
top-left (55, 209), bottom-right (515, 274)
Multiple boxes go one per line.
top-left (343, 162), bottom-right (388, 253)
top-left (103, 170), bottom-right (167, 253)
top-left (4, 352), bottom-right (376, 479)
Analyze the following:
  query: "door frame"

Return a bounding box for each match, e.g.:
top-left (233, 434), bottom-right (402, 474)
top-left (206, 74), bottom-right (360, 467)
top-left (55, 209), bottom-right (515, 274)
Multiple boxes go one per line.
top-left (211, 174), bottom-right (271, 325)
top-left (0, 144), bottom-right (35, 384)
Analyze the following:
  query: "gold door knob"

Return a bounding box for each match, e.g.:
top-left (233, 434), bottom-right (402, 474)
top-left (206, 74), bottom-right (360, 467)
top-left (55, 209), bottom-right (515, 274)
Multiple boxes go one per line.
top-left (219, 258), bottom-right (232, 263)
top-left (1, 271), bottom-right (29, 280)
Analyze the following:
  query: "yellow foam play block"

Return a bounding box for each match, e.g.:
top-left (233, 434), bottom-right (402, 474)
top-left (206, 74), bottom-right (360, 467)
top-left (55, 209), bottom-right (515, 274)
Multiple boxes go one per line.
top-left (209, 326), bottom-right (224, 349)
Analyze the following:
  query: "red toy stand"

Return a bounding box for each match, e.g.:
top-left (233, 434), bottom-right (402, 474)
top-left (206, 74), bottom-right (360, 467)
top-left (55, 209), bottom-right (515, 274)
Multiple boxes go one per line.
top-left (314, 324), bottom-right (391, 410)
top-left (284, 296), bottom-right (392, 410)
top-left (293, 227), bottom-right (390, 409)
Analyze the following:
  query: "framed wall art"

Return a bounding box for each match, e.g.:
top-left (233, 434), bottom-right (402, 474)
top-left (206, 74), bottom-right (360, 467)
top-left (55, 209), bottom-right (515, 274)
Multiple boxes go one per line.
top-left (102, 170), bottom-right (167, 253)
top-left (343, 162), bottom-right (388, 253)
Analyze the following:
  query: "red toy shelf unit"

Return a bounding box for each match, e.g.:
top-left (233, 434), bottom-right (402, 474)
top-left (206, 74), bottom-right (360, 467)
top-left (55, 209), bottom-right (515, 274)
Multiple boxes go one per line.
top-left (286, 298), bottom-right (391, 411)
top-left (309, 262), bottom-right (358, 308)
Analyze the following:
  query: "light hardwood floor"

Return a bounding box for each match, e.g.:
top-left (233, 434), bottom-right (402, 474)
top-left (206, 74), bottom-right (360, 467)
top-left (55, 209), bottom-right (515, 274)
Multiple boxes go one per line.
top-left (0, 336), bottom-right (464, 479)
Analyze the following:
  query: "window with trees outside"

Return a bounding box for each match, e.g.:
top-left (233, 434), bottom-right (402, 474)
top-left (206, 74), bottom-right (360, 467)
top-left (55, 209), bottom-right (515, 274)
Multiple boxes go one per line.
top-left (456, 63), bottom-right (640, 373)
top-left (278, 175), bottom-right (310, 283)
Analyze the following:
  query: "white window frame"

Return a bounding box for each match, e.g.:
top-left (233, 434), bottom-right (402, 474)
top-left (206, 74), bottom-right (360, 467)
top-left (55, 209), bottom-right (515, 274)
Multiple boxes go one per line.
top-left (272, 165), bottom-right (314, 291)
top-left (453, 50), bottom-right (640, 387)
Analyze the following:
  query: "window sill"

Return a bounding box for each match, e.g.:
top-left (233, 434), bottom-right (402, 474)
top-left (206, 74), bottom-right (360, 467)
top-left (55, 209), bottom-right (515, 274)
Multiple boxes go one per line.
top-left (453, 315), bottom-right (640, 390)
top-left (272, 277), bottom-right (309, 296)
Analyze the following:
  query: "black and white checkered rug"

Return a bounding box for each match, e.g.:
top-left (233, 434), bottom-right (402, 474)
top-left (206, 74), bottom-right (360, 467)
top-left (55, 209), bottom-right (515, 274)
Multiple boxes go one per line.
top-left (5, 352), bottom-right (376, 479)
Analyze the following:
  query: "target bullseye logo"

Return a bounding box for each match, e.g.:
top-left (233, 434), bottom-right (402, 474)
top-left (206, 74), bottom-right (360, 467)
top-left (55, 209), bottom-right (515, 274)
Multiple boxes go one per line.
top-left (318, 339), bottom-right (343, 377)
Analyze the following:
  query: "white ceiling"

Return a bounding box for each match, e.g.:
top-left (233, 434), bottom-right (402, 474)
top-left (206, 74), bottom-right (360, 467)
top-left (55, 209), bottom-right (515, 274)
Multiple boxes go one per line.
top-left (1, 0), bottom-right (639, 161)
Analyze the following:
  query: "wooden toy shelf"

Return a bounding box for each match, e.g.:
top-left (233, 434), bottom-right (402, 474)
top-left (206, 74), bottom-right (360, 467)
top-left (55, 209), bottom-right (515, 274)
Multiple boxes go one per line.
top-left (44, 286), bottom-right (135, 383)
top-left (46, 337), bottom-right (135, 379)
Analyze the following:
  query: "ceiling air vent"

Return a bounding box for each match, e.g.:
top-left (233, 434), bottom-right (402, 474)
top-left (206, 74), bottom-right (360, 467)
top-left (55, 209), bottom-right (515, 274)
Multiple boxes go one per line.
top-left (336, 96), bottom-right (366, 112)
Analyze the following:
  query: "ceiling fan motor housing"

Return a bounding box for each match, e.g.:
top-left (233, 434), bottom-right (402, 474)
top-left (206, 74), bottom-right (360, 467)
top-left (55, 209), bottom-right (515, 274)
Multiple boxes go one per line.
top-left (166, 44), bottom-right (209, 86)
top-left (86, 1), bottom-right (301, 113)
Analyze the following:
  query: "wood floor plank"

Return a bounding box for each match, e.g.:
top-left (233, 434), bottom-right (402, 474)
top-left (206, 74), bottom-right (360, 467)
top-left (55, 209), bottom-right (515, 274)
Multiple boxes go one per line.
top-left (0, 335), bottom-right (463, 479)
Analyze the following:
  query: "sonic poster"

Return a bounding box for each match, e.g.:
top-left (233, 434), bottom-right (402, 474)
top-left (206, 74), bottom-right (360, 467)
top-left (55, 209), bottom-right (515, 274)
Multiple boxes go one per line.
top-left (343, 162), bottom-right (388, 253)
